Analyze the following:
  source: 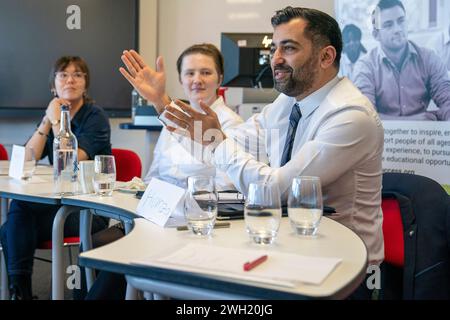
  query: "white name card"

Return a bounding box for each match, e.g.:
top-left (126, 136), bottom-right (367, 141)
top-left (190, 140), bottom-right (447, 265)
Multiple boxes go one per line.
top-left (9, 145), bottom-right (26, 180)
top-left (136, 178), bottom-right (186, 227)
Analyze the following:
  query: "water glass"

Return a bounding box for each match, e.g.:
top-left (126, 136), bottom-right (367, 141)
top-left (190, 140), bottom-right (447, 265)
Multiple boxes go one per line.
top-left (22, 147), bottom-right (36, 180)
top-left (244, 181), bottom-right (281, 244)
top-left (93, 155), bottom-right (116, 196)
top-left (184, 176), bottom-right (218, 236)
top-left (288, 176), bottom-right (323, 236)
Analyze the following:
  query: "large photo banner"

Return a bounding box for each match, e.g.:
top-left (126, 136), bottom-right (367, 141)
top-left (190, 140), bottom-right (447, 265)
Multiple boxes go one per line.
top-left (335, 0), bottom-right (450, 191)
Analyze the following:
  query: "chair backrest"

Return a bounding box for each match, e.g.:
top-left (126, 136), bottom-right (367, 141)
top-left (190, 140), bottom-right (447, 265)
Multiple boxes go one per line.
top-left (0, 144), bottom-right (8, 160)
top-left (112, 148), bottom-right (142, 182)
top-left (381, 172), bottom-right (450, 299)
top-left (381, 197), bottom-right (404, 267)
top-left (218, 87), bottom-right (228, 102)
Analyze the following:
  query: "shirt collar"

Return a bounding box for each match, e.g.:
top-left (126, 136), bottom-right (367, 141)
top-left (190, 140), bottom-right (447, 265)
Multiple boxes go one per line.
top-left (296, 75), bottom-right (340, 119)
top-left (378, 41), bottom-right (418, 67)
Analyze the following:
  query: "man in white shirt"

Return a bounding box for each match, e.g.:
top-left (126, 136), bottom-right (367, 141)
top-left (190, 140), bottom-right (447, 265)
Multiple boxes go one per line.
top-left (120, 6), bottom-right (384, 298)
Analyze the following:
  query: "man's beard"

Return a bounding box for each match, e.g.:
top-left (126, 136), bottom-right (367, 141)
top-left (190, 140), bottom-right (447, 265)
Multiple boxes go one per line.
top-left (273, 53), bottom-right (318, 98)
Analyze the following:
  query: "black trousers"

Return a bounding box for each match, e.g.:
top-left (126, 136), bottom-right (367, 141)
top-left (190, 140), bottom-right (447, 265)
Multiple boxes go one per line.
top-left (74, 224), bottom-right (127, 300)
top-left (0, 200), bottom-right (108, 277)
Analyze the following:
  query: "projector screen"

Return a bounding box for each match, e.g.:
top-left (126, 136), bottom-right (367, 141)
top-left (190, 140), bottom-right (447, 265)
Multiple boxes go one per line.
top-left (0, 0), bottom-right (138, 114)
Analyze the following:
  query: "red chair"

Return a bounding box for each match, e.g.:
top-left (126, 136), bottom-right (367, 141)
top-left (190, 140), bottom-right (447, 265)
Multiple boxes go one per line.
top-left (112, 148), bottom-right (142, 181)
top-left (380, 173), bottom-right (450, 299)
top-left (0, 144), bottom-right (8, 160)
top-left (381, 197), bottom-right (404, 268)
top-left (218, 87), bottom-right (228, 103)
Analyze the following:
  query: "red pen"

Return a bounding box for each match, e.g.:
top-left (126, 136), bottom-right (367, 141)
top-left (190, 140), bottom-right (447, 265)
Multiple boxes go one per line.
top-left (243, 255), bottom-right (268, 271)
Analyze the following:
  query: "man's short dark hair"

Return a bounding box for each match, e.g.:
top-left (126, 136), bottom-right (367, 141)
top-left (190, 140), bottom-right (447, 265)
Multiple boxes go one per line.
top-left (271, 6), bottom-right (342, 68)
top-left (372, 0), bottom-right (406, 28)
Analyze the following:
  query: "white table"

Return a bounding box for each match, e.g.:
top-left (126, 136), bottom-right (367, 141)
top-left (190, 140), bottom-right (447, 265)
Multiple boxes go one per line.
top-left (0, 169), bottom-right (64, 300)
top-left (79, 217), bottom-right (368, 299)
top-left (0, 164), bottom-right (135, 300)
top-left (1, 164), bottom-right (368, 300)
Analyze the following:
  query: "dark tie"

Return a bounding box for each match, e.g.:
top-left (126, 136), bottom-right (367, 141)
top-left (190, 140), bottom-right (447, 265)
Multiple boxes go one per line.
top-left (280, 103), bottom-right (302, 166)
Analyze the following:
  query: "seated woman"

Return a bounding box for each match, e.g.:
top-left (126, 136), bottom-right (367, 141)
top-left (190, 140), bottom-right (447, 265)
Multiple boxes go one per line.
top-left (0, 56), bottom-right (112, 300)
top-left (143, 43), bottom-right (243, 189)
top-left (83, 44), bottom-right (243, 300)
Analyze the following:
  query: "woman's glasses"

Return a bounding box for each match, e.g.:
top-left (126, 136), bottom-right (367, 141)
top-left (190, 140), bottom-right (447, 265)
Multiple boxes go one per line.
top-left (55, 71), bottom-right (86, 81)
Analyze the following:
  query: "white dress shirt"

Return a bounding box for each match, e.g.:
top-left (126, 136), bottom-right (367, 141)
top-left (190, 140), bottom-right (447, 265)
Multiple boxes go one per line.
top-left (212, 77), bottom-right (385, 265)
top-left (144, 96), bottom-right (243, 190)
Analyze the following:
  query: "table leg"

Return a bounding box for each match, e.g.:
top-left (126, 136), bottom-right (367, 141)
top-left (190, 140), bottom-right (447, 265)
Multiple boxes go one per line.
top-left (80, 209), bottom-right (95, 290)
top-left (1, 197), bottom-right (8, 300)
top-left (52, 205), bottom-right (79, 300)
top-left (123, 220), bottom-right (138, 300)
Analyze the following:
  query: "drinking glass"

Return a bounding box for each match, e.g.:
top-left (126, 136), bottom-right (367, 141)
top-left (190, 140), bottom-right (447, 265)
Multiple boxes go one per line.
top-left (244, 181), bottom-right (282, 244)
top-left (288, 176), bottom-right (323, 236)
top-left (22, 147), bottom-right (36, 180)
top-left (184, 176), bottom-right (218, 236)
top-left (93, 155), bottom-right (116, 196)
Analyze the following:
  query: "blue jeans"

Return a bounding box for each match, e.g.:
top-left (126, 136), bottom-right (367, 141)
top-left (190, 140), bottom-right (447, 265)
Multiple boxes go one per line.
top-left (0, 200), bottom-right (108, 277)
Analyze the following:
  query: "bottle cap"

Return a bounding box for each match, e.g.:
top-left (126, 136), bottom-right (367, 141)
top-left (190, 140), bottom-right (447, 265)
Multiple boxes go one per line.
top-left (61, 105), bottom-right (69, 111)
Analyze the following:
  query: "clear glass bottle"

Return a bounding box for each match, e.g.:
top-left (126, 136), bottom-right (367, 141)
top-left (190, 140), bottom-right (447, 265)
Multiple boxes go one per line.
top-left (53, 105), bottom-right (78, 195)
top-left (131, 89), bottom-right (148, 123)
top-left (131, 89), bottom-right (138, 123)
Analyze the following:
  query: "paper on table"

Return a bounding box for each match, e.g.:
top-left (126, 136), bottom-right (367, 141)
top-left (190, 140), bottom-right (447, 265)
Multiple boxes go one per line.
top-left (132, 243), bottom-right (342, 287)
top-left (136, 178), bottom-right (186, 227)
top-left (9, 145), bottom-right (25, 179)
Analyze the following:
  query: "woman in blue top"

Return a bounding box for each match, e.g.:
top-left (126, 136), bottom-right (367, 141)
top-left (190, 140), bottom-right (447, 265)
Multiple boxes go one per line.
top-left (0, 56), bottom-right (111, 300)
